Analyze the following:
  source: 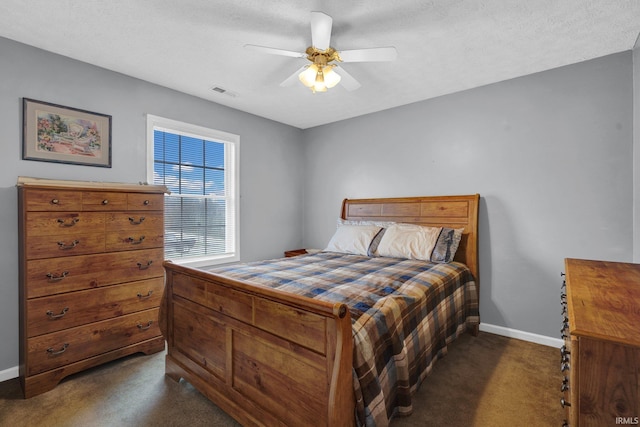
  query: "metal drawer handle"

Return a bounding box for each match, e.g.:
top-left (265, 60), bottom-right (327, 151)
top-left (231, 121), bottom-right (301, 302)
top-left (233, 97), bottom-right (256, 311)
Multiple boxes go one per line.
top-left (46, 271), bottom-right (69, 282)
top-left (137, 260), bottom-right (153, 270)
top-left (128, 216), bottom-right (146, 225)
top-left (561, 362), bottom-right (570, 372)
top-left (560, 397), bottom-right (571, 408)
top-left (57, 218), bottom-right (79, 227)
top-left (127, 236), bottom-right (145, 245)
top-left (102, 199), bottom-right (109, 205)
top-left (137, 290), bottom-right (153, 300)
top-left (137, 321), bottom-right (153, 330)
top-left (46, 307), bottom-right (69, 319)
top-left (57, 240), bottom-right (79, 250)
top-left (46, 343), bottom-right (69, 355)
top-left (50, 198), bottom-right (59, 205)
top-left (143, 200), bottom-right (150, 206)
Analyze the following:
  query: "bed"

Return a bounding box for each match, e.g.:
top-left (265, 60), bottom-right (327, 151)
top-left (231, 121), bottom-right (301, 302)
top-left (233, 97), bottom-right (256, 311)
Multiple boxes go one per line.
top-left (159, 194), bottom-right (480, 427)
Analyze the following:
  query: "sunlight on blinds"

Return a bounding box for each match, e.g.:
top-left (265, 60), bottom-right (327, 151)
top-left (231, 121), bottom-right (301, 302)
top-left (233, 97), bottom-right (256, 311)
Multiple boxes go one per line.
top-left (153, 129), bottom-right (236, 261)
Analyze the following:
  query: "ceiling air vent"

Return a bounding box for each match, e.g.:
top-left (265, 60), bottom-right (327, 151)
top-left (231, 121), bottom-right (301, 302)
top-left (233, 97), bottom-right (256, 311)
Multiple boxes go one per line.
top-left (211, 86), bottom-right (237, 97)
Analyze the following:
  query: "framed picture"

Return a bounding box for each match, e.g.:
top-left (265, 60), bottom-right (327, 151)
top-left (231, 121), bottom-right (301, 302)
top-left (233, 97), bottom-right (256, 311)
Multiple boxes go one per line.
top-left (22, 98), bottom-right (112, 168)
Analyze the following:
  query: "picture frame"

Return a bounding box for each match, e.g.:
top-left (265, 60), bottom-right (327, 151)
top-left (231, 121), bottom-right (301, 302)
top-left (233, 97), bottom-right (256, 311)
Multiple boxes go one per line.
top-left (22, 98), bottom-right (112, 168)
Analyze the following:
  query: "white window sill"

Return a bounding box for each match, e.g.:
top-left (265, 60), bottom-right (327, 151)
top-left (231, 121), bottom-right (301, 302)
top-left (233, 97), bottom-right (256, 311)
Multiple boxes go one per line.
top-left (167, 253), bottom-right (240, 269)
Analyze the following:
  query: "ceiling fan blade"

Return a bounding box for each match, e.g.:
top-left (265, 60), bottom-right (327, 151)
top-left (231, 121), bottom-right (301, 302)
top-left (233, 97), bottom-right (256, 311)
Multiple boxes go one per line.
top-left (310, 11), bottom-right (332, 50)
top-left (244, 44), bottom-right (305, 58)
top-left (339, 47), bottom-right (397, 62)
top-left (333, 66), bottom-right (361, 91)
top-left (279, 66), bottom-right (308, 87)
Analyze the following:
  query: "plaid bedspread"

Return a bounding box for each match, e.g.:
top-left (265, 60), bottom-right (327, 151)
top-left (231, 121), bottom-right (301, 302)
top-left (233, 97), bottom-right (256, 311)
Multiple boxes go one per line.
top-left (206, 251), bottom-right (479, 427)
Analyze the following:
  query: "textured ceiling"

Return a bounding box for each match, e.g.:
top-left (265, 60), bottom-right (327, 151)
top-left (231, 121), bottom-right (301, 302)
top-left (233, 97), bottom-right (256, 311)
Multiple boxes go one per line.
top-left (1, 1), bottom-right (639, 129)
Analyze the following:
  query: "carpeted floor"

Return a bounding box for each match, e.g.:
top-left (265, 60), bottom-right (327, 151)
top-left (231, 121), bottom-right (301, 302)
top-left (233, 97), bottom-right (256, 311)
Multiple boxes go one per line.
top-left (0, 332), bottom-right (564, 426)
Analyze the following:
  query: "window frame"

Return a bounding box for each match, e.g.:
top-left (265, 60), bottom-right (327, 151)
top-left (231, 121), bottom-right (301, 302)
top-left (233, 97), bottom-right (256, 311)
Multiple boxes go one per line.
top-left (146, 114), bottom-right (240, 267)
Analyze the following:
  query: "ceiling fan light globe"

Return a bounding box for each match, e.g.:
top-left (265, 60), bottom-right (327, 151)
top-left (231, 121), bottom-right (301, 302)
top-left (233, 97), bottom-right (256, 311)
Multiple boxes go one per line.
top-left (312, 82), bottom-right (327, 93)
top-left (299, 65), bottom-right (318, 87)
top-left (323, 66), bottom-right (341, 88)
top-left (313, 70), bottom-right (327, 93)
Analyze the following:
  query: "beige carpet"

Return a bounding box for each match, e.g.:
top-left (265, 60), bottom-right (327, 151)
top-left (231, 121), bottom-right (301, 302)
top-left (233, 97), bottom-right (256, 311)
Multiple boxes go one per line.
top-left (0, 332), bottom-right (564, 426)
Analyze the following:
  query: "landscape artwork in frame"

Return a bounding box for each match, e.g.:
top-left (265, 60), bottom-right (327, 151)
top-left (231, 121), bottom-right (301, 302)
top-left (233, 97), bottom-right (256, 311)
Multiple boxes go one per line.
top-left (22, 98), bottom-right (112, 167)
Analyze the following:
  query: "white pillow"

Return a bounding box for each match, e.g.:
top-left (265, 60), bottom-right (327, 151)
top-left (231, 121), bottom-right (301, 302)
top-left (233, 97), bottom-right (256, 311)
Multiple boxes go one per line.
top-left (375, 223), bottom-right (442, 261)
top-left (325, 224), bottom-right (383, 256)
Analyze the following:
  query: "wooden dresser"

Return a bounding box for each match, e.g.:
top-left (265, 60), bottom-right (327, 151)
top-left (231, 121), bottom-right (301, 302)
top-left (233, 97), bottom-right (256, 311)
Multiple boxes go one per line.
top-left (561, 258), bottom-right (640, 426)
top-left (17, 177), bottom-right (168, 398)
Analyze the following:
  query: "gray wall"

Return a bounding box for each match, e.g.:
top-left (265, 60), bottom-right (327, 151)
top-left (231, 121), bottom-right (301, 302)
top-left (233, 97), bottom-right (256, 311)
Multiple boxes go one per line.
top-left (0, 37), bottom-right (304, 374)
top-left (302, 52), bottom-right (634, 339)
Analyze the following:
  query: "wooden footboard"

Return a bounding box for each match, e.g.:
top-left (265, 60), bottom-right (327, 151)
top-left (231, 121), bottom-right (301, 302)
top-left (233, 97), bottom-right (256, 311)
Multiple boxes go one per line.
top-left (160, 261), bottom-right (355, 427)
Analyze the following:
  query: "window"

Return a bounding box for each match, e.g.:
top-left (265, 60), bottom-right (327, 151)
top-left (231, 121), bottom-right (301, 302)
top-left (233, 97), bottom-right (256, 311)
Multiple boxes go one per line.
top-left (146, 115), bottom-right (239, 267)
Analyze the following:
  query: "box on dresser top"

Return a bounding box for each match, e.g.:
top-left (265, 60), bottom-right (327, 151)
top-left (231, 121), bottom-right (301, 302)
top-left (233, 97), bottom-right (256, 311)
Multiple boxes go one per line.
top-left (17, 176), bottom-right (168, 398)
top-left (562, 258), bottom-right (640, 427)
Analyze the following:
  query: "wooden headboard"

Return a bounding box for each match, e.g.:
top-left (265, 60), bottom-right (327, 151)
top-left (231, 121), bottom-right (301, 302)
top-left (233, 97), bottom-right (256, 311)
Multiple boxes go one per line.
top-left (341, 194), bottom-right (480, 286)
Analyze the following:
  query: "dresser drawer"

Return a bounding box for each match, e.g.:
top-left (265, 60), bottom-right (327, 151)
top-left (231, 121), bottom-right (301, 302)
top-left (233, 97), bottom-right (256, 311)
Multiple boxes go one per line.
top-left (106, 211), bottom-right (163, 231)
top-left (105, 231), bottom-right (164, 252)
top-left (23, 189), bottom-right (82, 211)
top-left (128, 193), bottom-right (164, 211)
top-left (105, 211), bottom-right (164, 252)
top-left (26, 278), bottom-right (164, 337)
top-left (26, 307), bottom-right (161, 376)
top-left (25, 248), bottom-right (165, 298)
top-left (25, 212), bottom-right (105, 236)
top-left (25, 232), bottom-right (105, 260)
top-left (82, 191), bottom-right (128, 211)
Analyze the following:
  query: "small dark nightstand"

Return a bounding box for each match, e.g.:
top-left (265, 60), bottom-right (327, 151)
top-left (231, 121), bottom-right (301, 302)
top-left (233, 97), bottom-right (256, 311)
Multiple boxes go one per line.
top-left (284, 249), bottom-right (308, 257)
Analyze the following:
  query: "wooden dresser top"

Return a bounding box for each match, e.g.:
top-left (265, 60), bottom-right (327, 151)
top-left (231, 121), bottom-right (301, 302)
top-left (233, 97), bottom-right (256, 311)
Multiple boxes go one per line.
top-left (565, 258), bottom-right (640, 347)
top-left (17, 176), bottom-right (169, 194)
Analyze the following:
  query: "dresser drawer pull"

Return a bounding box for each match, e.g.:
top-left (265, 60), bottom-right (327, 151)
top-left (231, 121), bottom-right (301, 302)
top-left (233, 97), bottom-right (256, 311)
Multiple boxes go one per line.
top-left (46, 307), bottom-right (69, 319)
top-left (137, 261), bottom-right (153, 270)
top-left (46, 271), bottom-right (69, 282)
top-left (46, 343), bottom-right (69, 356)
top-left (137, 290), bottom-right (153, 300)
top-left (560, 398), bottom-right (571, 408)
top-left (57, 240), bottom-right (79, 250)
top-left (50, 198), bottom-right (60, 205)
top-left (128, 216), bottom-right (146, 225)
top-left (561, 362), bottom-right (570, 372)
top-left (143, 200), bottom-right (150, 206)
top-left (102, 199), bottom-right (109, 205)
top-left (561, 376), bottom-right (569, 392)
top-left (127, 236), bottom-right (146, 245)
top-left (137, 321), bottom-right (153, 330)
top-left (57, 218), bottom-right (80, 227)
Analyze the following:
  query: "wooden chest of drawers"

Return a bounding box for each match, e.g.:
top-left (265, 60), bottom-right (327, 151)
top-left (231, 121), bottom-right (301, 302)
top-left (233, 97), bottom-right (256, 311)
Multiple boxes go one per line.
top-left (561, 258), bottom-right (640, 426)
top-left (17, 177), bottom-right (168, 398)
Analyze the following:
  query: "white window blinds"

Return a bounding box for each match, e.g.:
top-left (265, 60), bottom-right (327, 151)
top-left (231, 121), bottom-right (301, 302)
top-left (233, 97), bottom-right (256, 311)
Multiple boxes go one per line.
top-left (147, 115), bottom-right (239, 266)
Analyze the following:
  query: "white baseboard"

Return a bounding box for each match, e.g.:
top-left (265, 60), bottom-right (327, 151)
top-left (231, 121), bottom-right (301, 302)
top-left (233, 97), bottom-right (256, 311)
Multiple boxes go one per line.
top-left (0, 365), bottom-right (18, 383)
top-left (480, 323), bottom-right (563, 348)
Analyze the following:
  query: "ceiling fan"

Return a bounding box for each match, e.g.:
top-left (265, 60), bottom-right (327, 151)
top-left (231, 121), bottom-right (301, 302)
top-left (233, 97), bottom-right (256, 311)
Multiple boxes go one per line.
top-left (244, 11), bottom-right (397, 93)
